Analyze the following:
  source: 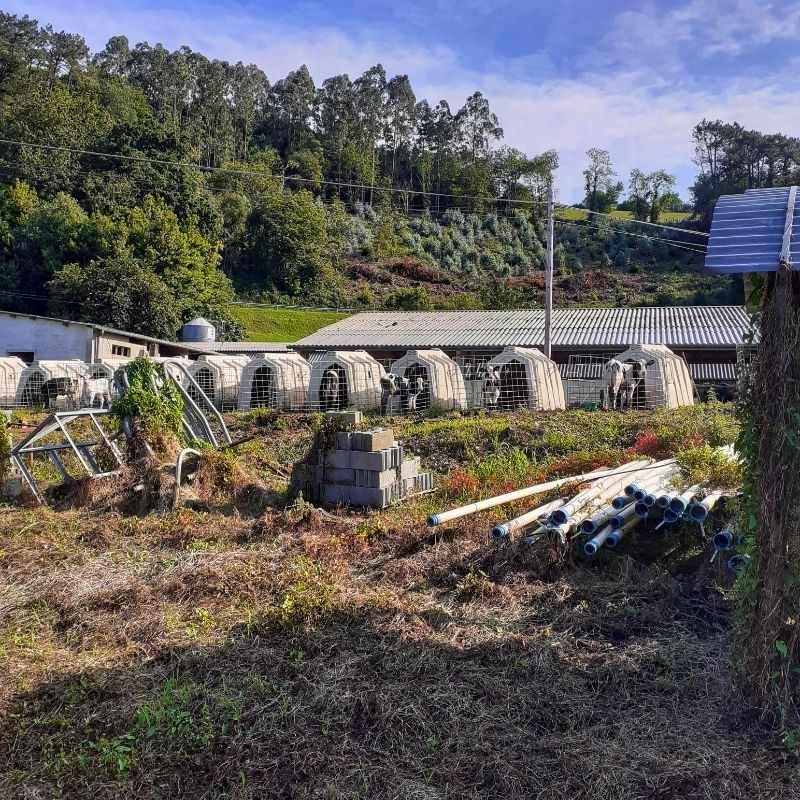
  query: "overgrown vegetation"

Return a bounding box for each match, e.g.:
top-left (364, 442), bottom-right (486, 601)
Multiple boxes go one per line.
top-left (3, 403), bottom-right (794, 798)
top-left (112, 359), bottom-right (183, 441)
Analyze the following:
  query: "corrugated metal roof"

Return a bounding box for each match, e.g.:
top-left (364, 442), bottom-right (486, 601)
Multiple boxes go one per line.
top-left (294, 306), bottom-right (755, 351)
top-left (687, 363), bottom-right (737, 381)
top-left (706, 186), bottom-right (800, 273)
top-left (191, 341), bottom-right (292, 354)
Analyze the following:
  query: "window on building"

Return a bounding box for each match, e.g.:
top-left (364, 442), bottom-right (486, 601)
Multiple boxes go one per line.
top-left (112, 345), bottom-right (131, 357)
top-left (7, 350), bottom-right (34, 363)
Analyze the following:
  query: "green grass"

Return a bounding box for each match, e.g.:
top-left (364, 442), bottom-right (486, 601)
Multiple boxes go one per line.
top-left (229, 306), bottom-right (351, 342)
top-left (557, 208), bottom-right (691, 224)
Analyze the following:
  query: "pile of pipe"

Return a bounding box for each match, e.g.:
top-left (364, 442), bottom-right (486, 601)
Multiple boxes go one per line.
top-left (427, 448), bottom-right (737, 557)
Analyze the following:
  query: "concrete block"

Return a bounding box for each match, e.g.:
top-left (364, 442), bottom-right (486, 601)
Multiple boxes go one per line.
top-left (324, 410), bottom-right (363, 427)
top-left (323, 467), bottom-right (355, 485)
top-left (323, 484), bottom-right (353, 504)
top-left (321, 449), bottom-right (350, 469)
top-left (355, 467), bottom-right (399, 489)
top-left (349, 485), bottom-right (398, 507)
top-left (350, 446), bottom-right (403, 471)
top-left (353, 428), bottom-right (394, 452)
top-left (416, 472), bottom-right (434, 492)
top-left (335, 431), bottom-right (352, 450)
top-left (401, 457), bottom-right (420, 480)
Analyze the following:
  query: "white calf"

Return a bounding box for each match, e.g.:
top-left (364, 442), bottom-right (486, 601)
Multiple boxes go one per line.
top-left (83, 377), bottom-right (112, 409)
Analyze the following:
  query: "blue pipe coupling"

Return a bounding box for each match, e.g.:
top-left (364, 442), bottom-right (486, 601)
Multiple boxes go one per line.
top-left (727, 553), bottom-right (750, 575)
top-left (712, 529), bottom-right (734, 551)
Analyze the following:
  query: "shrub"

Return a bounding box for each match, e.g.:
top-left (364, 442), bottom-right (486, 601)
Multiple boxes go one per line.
top-left (384, 286), bottom-right (435, 311)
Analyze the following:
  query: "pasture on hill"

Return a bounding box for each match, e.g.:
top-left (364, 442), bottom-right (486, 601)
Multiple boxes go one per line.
top-left (228, 306), bottom-right (351, 342)
top-left (1, 404), bottom-right (795, 799)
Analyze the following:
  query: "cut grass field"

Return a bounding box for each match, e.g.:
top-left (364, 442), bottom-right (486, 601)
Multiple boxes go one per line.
top-left (229, 305), bottom-right (351, 342)
top-left (0, 404), bottom-right (794, 799)
top-left (557, 207), bottom-right (692, 224)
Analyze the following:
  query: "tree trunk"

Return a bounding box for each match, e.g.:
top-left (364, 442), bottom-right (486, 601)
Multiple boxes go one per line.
top-left (743, 267), bottom-right (800, 721)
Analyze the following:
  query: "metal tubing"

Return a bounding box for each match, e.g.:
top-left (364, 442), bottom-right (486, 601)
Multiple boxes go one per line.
top-left (612, 503), bottom-right (638, 529)
top-left (689, 491), bottom-right (724, 523)
top-left (580, 503), bottom-right (616, 535)
top-left (584, 522), bottom-right (615, 556)
top-left (491, 498), bottom-right (565, 540)
top-left (173, 447), bottom-right (204, 509)
top-left (606, 516), bottom-right (641, 548)
top-left (426, 463), bottom-right (642, 527)
top-left (669, 485), bottom-right (702, 514)
top-left (712, 529), bottom-right (735, 551)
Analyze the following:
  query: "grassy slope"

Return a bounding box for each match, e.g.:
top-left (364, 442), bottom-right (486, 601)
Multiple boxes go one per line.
top-left (229, 306), bottom-right (351, 342)
top-left (557, 208), bottom-right (692, 224)
top-left (0, 405), bottom-right (791, 799)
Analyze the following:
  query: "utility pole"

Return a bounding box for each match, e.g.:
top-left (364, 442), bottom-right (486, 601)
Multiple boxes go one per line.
top-left (544, 182), bottom-right (554, 359)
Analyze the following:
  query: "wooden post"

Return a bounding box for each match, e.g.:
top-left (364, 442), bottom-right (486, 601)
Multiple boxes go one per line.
top-left (544, 183), bottom-right (554, 360)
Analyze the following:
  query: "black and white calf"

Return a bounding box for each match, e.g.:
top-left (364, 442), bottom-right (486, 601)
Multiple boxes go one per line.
top-left (602, 358), bottom-right (655, 410)
top-left (40, 377), bottom-right (80, 410)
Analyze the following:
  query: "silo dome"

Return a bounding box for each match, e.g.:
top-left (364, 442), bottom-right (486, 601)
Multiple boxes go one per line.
top-left (182, 317), bottom-right (216, 343)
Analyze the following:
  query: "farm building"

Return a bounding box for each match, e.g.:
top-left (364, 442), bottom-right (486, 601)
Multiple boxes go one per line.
top-left (238, 353), bottom-right (312, 411)
top-left (187, 355), bottom-right (250, 410)
top-left (307, 351), bottom-right (385, 412)
top-left (0, 311), bottom-right (204, 363)
top-left (485, 347), bottom-right (566, 411)
top-left (386, 349), bottom-right (466, 413)
top-left (294, 306), bottom-right (754, 396)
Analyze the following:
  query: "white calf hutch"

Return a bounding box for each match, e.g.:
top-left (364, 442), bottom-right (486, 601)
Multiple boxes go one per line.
top-left (186, 355), bottom-right (250, 410)
top-left (565, 344), bottom-right (695, 410)
top-left (307, 351), bottom-right (385, 412)
top-left (237, 353), bottom-right (312, 411)
top-left (0, 356), bottom-right (26, 407)
top-left (16, 360), bottom-right (87, 409)
top-left (386, 349), bottom-right (466, 413)
top-left (485, 347), bottom-right (566, 411)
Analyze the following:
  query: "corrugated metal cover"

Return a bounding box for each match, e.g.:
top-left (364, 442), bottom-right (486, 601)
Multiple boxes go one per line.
top-left (706, 186), bottom-right (800, 273)
top-left (295, 306), bottom-right (755, 350)
top-left (687, 363), bottom-right (737, 381)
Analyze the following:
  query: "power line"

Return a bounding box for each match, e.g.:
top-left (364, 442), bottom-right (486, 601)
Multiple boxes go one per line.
top-left (554, 216), bottom-right (707, 255)
top-left (0, 137), bottom-right (710, 238)
top-left (562, 205), bottom-right (710, 238)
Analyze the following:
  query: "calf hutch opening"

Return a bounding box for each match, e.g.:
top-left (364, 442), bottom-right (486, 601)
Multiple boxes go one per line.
top-left (237, 353), bottom-right (311, 411)
top-left (485, 346), bottom-right (565, 411)
top-left (385, 349), bottom-right (466, 414)
top-left (187, 355), bottom-right (250, 410)
top-left (307, 350), bottom-right (385, 412)
top-left (15, 360), bottom-right (87, 409)
top-left (565, 344), bottom-right (695, 410)
top-left (0, 356), bottom-right (26, 407)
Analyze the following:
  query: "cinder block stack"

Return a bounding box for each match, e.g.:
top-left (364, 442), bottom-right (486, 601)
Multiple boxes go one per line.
top-left (316, 427), bottom-right (433, 507)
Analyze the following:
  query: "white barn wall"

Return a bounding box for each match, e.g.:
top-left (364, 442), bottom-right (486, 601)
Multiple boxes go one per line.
top-left (0, 315), bottom-right (93, 361)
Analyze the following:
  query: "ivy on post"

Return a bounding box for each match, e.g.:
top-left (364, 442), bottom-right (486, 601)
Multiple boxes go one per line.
top-left (707, 187), bottom-right (800, 725)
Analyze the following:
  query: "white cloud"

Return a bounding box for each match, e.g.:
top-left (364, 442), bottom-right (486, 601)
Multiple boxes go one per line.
top-left (7, 0), bottom-right (800, 201)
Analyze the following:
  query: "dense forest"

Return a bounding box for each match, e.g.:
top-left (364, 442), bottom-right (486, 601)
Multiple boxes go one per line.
top-left (1, 13), bottom-right (799, 338)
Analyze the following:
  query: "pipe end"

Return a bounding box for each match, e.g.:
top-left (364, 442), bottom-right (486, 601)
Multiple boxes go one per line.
top-left (580, 520), bottom-right (596, 535)
top-left (583, 541), bottom-right (598, 557)
top-left (491, 524), bottom-right (509, 540)
top-left (634, 502), bottom-right (649, 518)
top-left (713, 530), bottom-right (734, 550)
top-left (606, 533), bottom-right (621, 548)
top-left (669, 498), bottom-right (687, 514)
top-left (551, 509), bottom-right (568, 525)
top-left (426, 514), bottom-right (441, 528)
top-left (656, 495), bottom-right (671, 508)
top-left (611, 496), bottom-right (627, 510)
top-left (664, 510), bottom-right (680, 524)
top-left (689, 503), bottom-right (707, 522)
top-left (624, 485), bottom-right (638, 497)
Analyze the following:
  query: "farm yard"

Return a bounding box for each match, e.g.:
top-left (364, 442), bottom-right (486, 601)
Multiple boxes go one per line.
top-left (1, 402), bottom-right (795, 799)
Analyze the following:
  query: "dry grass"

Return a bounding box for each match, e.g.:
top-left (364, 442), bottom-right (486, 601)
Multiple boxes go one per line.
top-left (0, 408), bottom-right (797, 798)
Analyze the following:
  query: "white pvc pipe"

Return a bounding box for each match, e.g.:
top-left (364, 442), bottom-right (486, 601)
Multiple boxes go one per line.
top-left (669, 484), bottom-right (702, 514)
top-left (605, 515), bottom-right (642, 548)
top-left (427, 462), bottom-right (647, 527)
top-left (491, 497), bottom-right (565, 540)
top-left (689, 491), bottom-right (724, 522)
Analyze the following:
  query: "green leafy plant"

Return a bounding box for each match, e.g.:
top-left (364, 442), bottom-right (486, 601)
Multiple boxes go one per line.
top-left (112, 358), bottom-right (183, 440)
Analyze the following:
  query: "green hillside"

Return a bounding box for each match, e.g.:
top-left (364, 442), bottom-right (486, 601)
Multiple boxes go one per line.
top-left (229, 306), bottom-right (351, 342)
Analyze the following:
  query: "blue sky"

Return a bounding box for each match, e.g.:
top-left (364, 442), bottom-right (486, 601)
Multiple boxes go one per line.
top-left (9, 0), bottom-right (800, 200)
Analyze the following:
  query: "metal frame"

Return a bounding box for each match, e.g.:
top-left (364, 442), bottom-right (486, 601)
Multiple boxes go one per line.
top-left (11, 409), bottom-right (124, 504)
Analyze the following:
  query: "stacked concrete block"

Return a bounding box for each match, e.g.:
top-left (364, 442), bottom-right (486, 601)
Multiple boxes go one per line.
top-left (313, 426), bottom-right (433, 508)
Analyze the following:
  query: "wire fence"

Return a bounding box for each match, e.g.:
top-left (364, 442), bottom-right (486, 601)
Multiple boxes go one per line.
top-left (1, 349), bottom-right (717, 414)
